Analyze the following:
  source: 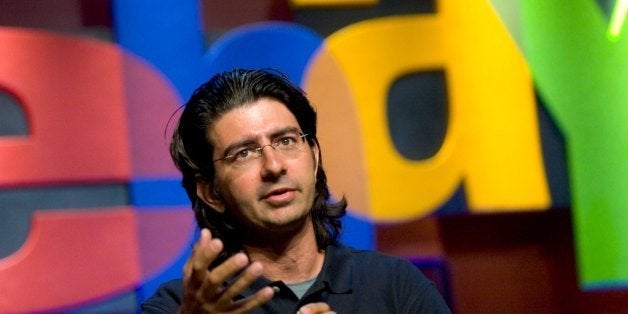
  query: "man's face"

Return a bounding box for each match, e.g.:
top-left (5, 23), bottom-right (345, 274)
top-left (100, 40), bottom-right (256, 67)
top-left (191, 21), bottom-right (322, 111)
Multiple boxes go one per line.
top-left (202, 97), bottom-right (319, 235)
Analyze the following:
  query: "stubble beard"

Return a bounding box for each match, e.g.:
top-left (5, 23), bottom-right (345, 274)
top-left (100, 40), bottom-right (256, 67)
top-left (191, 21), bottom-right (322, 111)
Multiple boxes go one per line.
top-left (245, 205), bottom-right (312, 245)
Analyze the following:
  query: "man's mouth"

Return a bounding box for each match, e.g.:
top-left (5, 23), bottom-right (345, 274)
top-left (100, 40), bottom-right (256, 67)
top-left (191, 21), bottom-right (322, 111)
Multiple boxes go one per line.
top-left (261, 187), bottom-right (296, 206)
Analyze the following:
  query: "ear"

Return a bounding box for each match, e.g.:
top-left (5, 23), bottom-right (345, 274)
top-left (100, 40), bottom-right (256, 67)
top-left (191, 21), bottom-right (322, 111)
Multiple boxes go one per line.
top-left (196, 179), bottom-right (226, 213)
top-left (312, 141), bottom-right (320, 177)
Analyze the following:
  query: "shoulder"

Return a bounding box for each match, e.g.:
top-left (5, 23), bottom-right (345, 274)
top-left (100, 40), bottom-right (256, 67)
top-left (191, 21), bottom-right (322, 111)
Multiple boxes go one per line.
top-left (327, 243), bottom-right (433, 291)
top-left (141, 279), bottom-right (183, 314)
top-left (331, 243), bottom-right (426, 277)
top-left (328, 243), bottom-right (451, 312)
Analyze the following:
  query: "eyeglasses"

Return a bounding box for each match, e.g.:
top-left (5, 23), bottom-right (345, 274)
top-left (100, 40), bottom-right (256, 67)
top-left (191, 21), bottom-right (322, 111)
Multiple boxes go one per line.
top-left (214, 133), bottom-right (309, 168)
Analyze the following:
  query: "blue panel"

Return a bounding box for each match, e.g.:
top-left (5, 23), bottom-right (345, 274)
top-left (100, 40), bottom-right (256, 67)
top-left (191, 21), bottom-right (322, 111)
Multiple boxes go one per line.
top-left (202, 22), bottom-right (324, 86)
top-left (129, 178), bottom-right (189, 207)
top-left (340, 212), bottom-right (375, 250)
top-left (113, 0), bottom-right (205, 99)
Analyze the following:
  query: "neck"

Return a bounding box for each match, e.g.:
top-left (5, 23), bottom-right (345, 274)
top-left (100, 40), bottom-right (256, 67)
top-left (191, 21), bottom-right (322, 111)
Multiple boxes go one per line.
top-left (243, 219), bottom-right (325, 283)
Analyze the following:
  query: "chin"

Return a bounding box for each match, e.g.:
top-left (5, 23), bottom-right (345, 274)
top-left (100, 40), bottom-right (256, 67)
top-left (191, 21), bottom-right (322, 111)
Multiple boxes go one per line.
top-left (264, 212), bottom-right (309, 230)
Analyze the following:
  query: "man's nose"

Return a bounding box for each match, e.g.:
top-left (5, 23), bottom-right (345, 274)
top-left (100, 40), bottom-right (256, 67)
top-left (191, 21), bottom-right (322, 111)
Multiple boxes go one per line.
top-left (260, 145), bottom-right (286, 179)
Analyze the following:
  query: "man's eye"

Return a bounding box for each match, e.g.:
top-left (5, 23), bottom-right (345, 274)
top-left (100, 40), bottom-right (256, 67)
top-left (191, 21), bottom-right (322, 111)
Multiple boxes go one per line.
top-left (232, 148), bottom-right (253, 160)
top-left (278, 136), bottom-right (296, 146)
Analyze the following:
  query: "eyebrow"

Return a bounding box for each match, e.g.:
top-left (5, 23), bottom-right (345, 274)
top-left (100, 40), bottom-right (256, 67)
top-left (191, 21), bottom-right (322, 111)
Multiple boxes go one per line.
top-left (219, 126), bottom-right (301, 157)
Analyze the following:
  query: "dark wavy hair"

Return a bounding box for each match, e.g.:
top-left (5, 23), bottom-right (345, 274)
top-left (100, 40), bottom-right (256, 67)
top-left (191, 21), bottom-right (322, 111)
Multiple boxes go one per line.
top-left (170, 68), bottom-right (347, 264)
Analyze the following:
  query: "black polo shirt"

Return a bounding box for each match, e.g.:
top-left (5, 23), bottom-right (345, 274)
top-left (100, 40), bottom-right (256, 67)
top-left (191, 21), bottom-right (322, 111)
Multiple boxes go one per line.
top-left (142, 243), bottom-right (451, 313)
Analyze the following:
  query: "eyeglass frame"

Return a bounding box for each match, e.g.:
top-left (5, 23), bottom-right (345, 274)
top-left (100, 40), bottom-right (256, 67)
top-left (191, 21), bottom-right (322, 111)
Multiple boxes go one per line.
top-left (213, 132), bottom-right (310, 167)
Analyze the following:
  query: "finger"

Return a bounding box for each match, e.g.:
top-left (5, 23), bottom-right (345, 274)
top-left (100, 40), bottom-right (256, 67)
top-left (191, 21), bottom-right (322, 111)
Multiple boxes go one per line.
top-left (226, 286), bottom-right (275, 314)
top-left (200, 252), bottom-right (250, 301)
top-left (185, 229), bottom-right (223, 290)
top-left (215, 261), bottom-right (265, 305)
top-left (298, 302), bottom-right (332, 314)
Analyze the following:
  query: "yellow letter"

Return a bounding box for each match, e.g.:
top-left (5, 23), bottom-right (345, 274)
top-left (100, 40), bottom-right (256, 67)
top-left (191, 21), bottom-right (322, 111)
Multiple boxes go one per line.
top-left (305, 0), bottom-right (550, 221)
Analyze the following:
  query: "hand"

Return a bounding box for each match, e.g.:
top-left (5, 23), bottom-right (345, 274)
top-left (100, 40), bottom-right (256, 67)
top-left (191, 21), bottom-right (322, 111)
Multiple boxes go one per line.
top-left (179, 229), bottom-right (275, 314)
top-left (297, 302), bottom-right (336, 314)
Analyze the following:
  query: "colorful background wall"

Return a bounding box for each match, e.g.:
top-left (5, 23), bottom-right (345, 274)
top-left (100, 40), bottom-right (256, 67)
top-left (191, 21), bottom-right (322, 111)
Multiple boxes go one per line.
top-left (1, 0), bottom-right (627, 312)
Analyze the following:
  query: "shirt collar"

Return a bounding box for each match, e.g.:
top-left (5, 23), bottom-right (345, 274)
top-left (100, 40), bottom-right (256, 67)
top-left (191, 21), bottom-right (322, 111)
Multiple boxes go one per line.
top-left (237, 242), bottom-right (354, 296)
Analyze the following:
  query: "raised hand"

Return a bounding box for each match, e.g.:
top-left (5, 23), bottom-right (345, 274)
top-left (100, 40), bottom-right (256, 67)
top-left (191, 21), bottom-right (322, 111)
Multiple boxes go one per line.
top-left (179, 229), bottom-right (275, 314)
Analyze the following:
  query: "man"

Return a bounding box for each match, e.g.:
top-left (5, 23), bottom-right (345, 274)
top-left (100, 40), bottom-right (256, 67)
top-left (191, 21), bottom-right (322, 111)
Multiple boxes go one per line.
top-left (143, 69), bottom-right (450, 313)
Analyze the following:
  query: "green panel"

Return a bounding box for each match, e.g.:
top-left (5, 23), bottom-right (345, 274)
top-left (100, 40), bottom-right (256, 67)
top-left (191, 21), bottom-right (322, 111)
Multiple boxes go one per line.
top-left (519, 0), bottom-right (628, 288)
